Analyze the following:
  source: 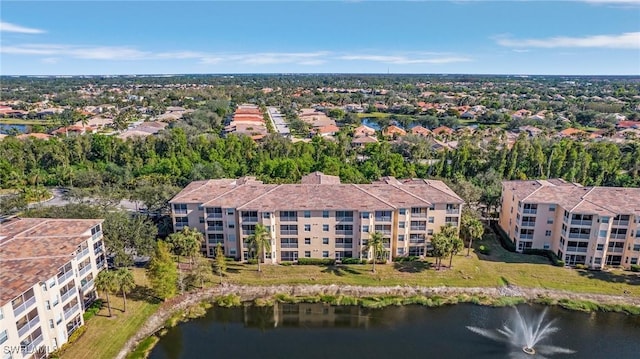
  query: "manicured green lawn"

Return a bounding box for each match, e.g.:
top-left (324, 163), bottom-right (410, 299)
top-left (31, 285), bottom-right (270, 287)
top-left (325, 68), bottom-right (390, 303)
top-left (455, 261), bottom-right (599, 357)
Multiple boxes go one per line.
top-left (61, 268), bottom-right (160, 359)
top-left (224, 235), bottom-right (640, 297)
top-left (0, 118), bottom-right (55, 125)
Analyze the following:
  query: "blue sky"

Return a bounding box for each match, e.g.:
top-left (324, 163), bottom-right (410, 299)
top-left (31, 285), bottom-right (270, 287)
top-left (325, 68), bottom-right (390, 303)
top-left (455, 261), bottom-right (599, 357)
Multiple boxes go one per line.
top-left (1, 1), bottom-right (639, 75)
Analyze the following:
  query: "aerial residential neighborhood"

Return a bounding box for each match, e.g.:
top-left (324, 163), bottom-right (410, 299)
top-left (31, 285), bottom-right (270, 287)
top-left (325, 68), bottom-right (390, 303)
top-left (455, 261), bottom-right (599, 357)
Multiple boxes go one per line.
top-left (1, 0), bottom-right (639, 359)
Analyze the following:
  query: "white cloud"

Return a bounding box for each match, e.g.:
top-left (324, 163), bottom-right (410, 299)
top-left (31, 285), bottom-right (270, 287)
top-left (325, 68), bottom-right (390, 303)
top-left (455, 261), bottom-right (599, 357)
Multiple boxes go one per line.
top-left (339, 54), bottom-right (472, 64)
top-left (495, 32), bottom-right (640, 49)
top-left (0, 21), bottom-right (45, 34)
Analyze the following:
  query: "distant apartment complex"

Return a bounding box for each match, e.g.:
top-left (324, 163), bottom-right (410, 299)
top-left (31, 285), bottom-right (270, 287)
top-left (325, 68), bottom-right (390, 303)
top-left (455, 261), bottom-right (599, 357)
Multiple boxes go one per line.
top-left (0, 218), bottom-right (106, 358)
top-left (499, 179), bottom-right (640, 269)
top-left (169, 172), bottom-right (463, 263)
top-left (225, 104), bottom-right (269, 140)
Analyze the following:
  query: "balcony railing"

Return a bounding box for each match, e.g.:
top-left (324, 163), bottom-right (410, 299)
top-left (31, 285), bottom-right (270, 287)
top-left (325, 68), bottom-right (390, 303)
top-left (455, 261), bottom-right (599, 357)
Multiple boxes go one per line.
top-left (76, 248), bottom-right (90, 261)
top-left (81, 279), bottom-right (94, 292)
top-left (613, 220), bottom-right (630, 227)
top-left (608, 247), bottom-right (624, 253)
top-left (241, 217), bottom-right (258, 223)
top-left (96, 260), bottom-right (105, 269)
top-left (280, 243), bottom-right (298, 248)
top-left (376, 230), bottom-right (392, 235)
top-left (570, 220), bottom-right (592, 226)
top-left (22, 334), bottom-right (43, 354)
top-left (208, 226), bottom-right (224, 232)
top-left (410, 226), bottom-right (426, 231)
top-left (565, 246), bottom-right (588, 253)
top-left (521, 221), bottom-right (536, 227)
top-left (94, 246), bottom-right (103, 256)
top-left (519, 234), bottom-right (534, 240)
top-left (279, 230), bottom-right (298, 236)
top-left (57, 270), bottom-right (74, 286)
top-left (91, 232), bottom-right (102, 242)
top-left (60, 287), bottom-right (77, 304)
top-left (445, 221), bottom-right (459, 227)
top-left (67, 322), bottom-right (81, 337)
top-left (279, 217), bottom-right (297, 222)
top-left (610, 234), bottom-right (627, 240)
top-left (375, 216), bottom-right (392, 222)
top-left (174, 209), bottom-right (187, 215)
top-left (13, 295), bottom-right (36, 317)
top-left (522, 209), bottom-right (537, 214)
top-left (409, 239), bottom-right (426, 244)
top-left (411, 213), bottom-right (427, 218)
top-left (336, 217), bottom-right (354, 223)
top-left (446, 208), bottom-right (459, 214)
top-left (335, 230), bottom-right (353, 235)
top-left (78, 264), bottom-right (92, 278)
top-left (207, 213), bottom-right (223, 219)
top-left (242, 230), bottom-right (255, 236)
top-left (568, 233), bottom-right (590, 239)
top-left (17, 315), bottom-right (40, 337)
top-left (64, 303), bottom-right (80, 320)
top-left (335, 243), bottom-right (353, 248)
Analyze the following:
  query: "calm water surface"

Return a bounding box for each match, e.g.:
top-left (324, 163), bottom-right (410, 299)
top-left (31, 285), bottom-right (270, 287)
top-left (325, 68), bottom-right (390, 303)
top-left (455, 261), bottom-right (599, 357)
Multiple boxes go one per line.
top-left (149, 303), bottom-right (640, 359)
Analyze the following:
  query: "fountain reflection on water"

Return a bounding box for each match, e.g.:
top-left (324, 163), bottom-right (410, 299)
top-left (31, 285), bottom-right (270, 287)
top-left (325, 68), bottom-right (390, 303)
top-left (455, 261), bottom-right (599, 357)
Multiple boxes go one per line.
top-left (467, 308), bottom-right (576, 358)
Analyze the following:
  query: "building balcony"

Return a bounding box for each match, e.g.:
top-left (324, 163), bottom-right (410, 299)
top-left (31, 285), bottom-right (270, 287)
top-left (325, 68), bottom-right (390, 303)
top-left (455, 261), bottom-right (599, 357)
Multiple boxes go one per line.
top-left (336, 217), bottom-right (354, 223)
top-left (335, 230), bottom-right (353, 235)
top-left (60, 286), bottom-right (77, 304)
top-left (207, 226), bottom-right (224, 232)
top-left (568, 233), bottom-right (590, 240)
top-left (91, 232), bottom-right (102, 242)
top-left (570, 220), bottom-right (592, 226)
top-left (565, 246), bottom-right (588, 253)
top-left (81, 279), bottom-right (95, 293)
top-left (335, 243), bottom-right (353, 248)
top-left (241, 217), bottom-right (258, 223)
top-left (375, 216), bottom-right (392, 222)
top-left (13, 295), bottom-right (36, 318)
top-left (57, 270), bottom-right (74, 286)
top-left (279, 217), bottom-right (298, 222)
top-left (280, 243), bottom-right (298, 249)
top-left (64, 303), bottom-right (80, 320)
top-left (519, 234), bottom-right (534, 240)
top-left (17, 315), bottom-right (40, 338)
top-left (174, 209), bottom-right (188, 215)
top-left (445, 221), bottom-right (459, 227)
top-left (376, 230), bottom-right (392, 235)
top-left (96, 260), bottom-right (105, 269)
top-left (613, 220), bottom-right (629, 227)
top-left (94, 246), bottom-right (103, 256)
top-left (21, 333), bottom-right (43, 354)
top-left (411, 213), bottom-right (427, 218)
top-left (610, 234), bottom-right (627, 240)
top-left (78, 264), bottom-right (92, 278)
top-left (522, 209), bottom-right (537, 215)
top-left (76, 247), bottom-right (90, 261)
top-left (521, 221), bottom-right (536, 227)
top-left (207, 213), bottom-right (223, 219)
top-left (279, 230), bottom-right (298, 236)
top-left (409, 239), bottom-right (426, 244)
top-left (446, 208), bottom-right (459, 214)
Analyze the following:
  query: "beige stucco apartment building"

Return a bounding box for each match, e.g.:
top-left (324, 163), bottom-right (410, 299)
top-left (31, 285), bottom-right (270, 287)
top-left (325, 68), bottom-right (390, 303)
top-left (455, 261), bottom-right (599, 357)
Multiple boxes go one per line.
top-left (169, 172), bottom-right (463, 263)
top-left (499, 179), bottom-right (640, 269)
top-left (0, 218), bottom-right (106, 359)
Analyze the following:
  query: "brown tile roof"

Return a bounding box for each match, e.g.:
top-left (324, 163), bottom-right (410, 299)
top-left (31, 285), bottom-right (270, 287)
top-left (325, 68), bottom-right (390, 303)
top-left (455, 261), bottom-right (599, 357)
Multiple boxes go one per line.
top-left (351, 135), bottom-right (378, 144)
top-left (0, 218), bottom-right (103, 306)
top-left (170, 173), bottom-right (464, 211)
top-left (382, 125), bottom-right (407, 137)
top-left (411, 125), bottom-right (432, 137)
top-left (433, 126), bottom-right (453, 135)
top-left (504, 179), bottom-right (640, 215)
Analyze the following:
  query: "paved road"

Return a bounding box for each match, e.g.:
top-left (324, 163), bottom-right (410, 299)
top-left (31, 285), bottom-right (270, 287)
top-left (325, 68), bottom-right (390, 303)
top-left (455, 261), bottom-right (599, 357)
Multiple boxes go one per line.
top-left (31, 187), bottom-right (139, 211)
top-left (267, 106), bottom-right (291, 137)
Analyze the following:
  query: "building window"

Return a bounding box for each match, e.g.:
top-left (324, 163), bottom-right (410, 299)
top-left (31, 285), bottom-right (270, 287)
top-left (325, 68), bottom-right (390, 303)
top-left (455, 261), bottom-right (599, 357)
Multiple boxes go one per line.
top-left (280, 211), bottom-right (298, 222)
top-left (173, 203), bottom-right (187, 214)
top-left (399, 222), bottom-right (405, 229)
top-left (304, 251), bottom-right (311, 258)
top-left (549, 204), bottom-right (556, 212)
top-left (175, 217), bottom-right (189, 227)
top-left (0, 329), bottom-right (7, 345)
top-left (427, 229), bottom-right (433, 235)
top-left (545, 230), bottom-right (551, 236)
top-left (599, 230), bottom-right (607, 238)
top-left (398, 235), bottom-right (405, 241)
top-left (304, 211), bottom-right (311, 218)
top-left (361, 212), bottom-right (370, 219)
top-left (281, 251), bottom-right (298, 262)
top-left (323, 211), bottom-right (330, 218)
top-left (547, 218), bottom-right (553, 224)
top-left (304, 224), bottom-right (311, 232)
top-left (49, 319), bottom-right (55, 329)
top-left (262, 212), bottom-right (271, 219)
top-left (228, 223), bottom-right (235, 229)
top-left (323, 224), bottom-right (329, 232)
top-left (398, 248), bottom-right (405, 255)
top-left (633, 244), bottom-right (640, 251)
top-left (428, 217), bottom-right (434, 223)
top-left (305, 238), bottom-right (311, 245)
top-left (322, 251), bottom-right (329, 258)
top-left (543, 243), bottom-right (550, 249)
top-left (323, 238), bottom-right (329, 245)
top-left (399, 208), bottom-right (406, 215)
top-left (280, 238), bottom-right (299, 248)
top-left (362, 225), bottom-right (369, 233)
top-left (199, 217), bottom-right (205, 223)
top-left (631, 258), bottom-right (638, 265)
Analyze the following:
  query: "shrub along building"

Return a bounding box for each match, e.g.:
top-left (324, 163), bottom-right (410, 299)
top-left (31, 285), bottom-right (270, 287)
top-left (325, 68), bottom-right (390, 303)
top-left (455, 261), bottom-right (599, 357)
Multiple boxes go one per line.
top-left (499, 179), bottom-right (640, 269)
top-left (169, 172), bottom-right (463, 263)
top-left (0, 218), bottom-right (106, 357)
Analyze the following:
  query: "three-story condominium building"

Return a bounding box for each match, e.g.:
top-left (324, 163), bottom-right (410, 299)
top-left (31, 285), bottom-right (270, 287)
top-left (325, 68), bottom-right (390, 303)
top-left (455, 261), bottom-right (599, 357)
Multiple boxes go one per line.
top-left (0, 218), bottom-right (106, 358)
top-left (169, 172), bottom-right (464, 263)
top-left (499, 179), bottom-right (640, 269)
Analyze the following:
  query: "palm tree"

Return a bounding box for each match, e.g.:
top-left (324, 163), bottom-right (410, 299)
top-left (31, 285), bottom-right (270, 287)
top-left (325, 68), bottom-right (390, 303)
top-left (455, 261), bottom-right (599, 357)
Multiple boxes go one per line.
top-left (245, 223), bottom-right (271, 272)
top-left (464, 217), bottom-right (485, 257)
top-left (364, 231), bottom-right (385, 273)
top-left (114, 268), bottom-right (135, 312)
top-left (95, 270), bottom-right (116, 317)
